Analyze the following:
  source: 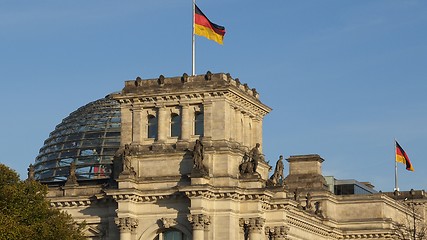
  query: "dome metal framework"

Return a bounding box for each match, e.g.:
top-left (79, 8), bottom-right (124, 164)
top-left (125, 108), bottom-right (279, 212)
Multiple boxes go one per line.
top-left (34, 96), bottom-right (121, 183)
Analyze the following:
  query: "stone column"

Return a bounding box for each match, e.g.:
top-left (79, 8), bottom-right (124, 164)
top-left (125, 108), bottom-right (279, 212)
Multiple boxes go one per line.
top-left (115, 217), bottom-right (138, 240)
top-left (181, 104), bottom-right (191, 141)
top-left (239, 218), bottom-right (247, 240)
top-left (157, 106), bottom-right (167, 142)
top-left (131, 108), bottom-right (142, 144)
top-left (248, 217), bottom-right (265, 240)
top-left (188, 214), bottom-right (210, 240)
top-left (140, 110), bottom-right (147, 140)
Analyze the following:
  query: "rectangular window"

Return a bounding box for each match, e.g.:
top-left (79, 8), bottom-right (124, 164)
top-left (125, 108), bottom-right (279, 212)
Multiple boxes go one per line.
top-left (171, 113), bottom-right (182, 138)
top-left (194, 111), bottom-right (204, 136)
top-left (148, 114), bottom-right (158, 139)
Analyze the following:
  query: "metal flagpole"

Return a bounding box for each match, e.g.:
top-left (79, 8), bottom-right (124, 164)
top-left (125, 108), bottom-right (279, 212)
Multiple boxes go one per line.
top-left (394, 138), bottom-right (399, 191)
top-left (192, 0), bottom-right (196, 76)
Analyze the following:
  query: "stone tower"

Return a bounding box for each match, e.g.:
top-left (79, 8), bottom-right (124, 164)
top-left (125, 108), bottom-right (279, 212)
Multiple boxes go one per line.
top-left (109, 72), bottom-right (272, 239)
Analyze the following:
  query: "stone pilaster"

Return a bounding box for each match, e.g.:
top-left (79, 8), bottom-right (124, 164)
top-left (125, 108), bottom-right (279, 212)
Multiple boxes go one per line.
top-left (115, 217), bottom-right (138, 240)
top-left (180, 104), bottom-right (191, 141)
top-left (131, 107), bottom-right (143, 144)
top-left (203, 101), bottom-right (213, 139)
top-left (157, 106), bottom-right (167, 142)
top-left (228, 104), bottom-right (235, 141)
top-left (242, 114), bottom-right (250, 147)
top-left (235, 108), bottom-right (242, 144)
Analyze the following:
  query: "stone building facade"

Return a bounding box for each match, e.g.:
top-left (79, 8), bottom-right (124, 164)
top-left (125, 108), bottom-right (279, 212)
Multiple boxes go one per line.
top-left (37, 73), bottom-right (427, 240)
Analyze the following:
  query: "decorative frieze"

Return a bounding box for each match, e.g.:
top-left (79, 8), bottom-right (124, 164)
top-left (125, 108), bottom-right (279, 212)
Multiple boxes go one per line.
top-left (110, 191), bottom-right (185, 203)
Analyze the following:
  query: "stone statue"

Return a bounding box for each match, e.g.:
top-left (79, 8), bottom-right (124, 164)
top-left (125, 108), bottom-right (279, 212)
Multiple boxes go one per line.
top-left (314, 201), bottom-right (324, 218)
top-left (192, 140), bottom-right (204, 170)
top-left (248, 143), bottom-right (264, 172)
top-left (239, 152), bottom-right (253, 175)
top-left (270, 155), bottom-right (284, 185)
top-left (65, 161), bottom-right (78, 185)
top-left (27, 164), bottom-right (35, 181)
top-left (121, 144), bottom-right (136, 176)
top-left (305, 192), bottom-right (313, 211)
top-left (123, 144), bottom-right (132, 172)
top-left (294, 188), bottom-right (300, 202)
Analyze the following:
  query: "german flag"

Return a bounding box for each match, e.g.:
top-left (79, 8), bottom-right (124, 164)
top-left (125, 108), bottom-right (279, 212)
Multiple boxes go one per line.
top-left (194, 5), bottom-right (226, 44)
top-left (396, 141), bottom-right (414, 171)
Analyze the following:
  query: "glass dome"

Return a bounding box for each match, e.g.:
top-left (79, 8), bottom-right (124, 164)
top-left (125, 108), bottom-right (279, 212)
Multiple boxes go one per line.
top-left (34, 95), bottom-right (121, 183)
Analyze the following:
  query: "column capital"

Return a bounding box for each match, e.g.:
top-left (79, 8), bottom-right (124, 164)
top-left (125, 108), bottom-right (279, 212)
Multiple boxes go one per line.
top-left (240, 217), bottom-right (265, 234)
top-left (188, 214), bottom-right (210, 230)
top-left (115, 217), bottom-right (138, 233)
top-left (265, 225), bottom-right (289, 240)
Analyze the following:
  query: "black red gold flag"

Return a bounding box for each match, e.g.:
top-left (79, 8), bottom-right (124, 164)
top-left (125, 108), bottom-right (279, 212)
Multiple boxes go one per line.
top-left (194, 5), bottom-right (226, 44)
top-left (395, 141), bottom-right (414, 171)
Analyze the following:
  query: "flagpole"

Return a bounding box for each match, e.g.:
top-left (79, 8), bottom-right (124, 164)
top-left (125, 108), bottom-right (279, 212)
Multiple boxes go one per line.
top-left (394, 138), bottom-right (399, 191)
top-left (192, 0), bottom-right (196, 76)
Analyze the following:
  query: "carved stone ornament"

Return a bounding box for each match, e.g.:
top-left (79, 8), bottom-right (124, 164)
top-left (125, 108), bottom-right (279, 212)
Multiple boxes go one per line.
top-left (240, 217), bottom-right (265, 234)
top-left (252, 88), bottom-right (258, 96)
top-left (158, 75), bottom-right (165, 85)
top-left (187, 214), bottom-right (210, 230)
top-left (181, 73), bottom-right (189, 83)
top-left (265, 225), bottom-right (290, 239)
top-left (161, 218), bottom-right (177, 229)
top-left (205, 71), bottom-right (212, 80)
top-left (248, 217), bottom-right (265, 234)
top-left (115, 217), bottom-right (138, 233)
top-left (135, 76), bottom-right (142, 87)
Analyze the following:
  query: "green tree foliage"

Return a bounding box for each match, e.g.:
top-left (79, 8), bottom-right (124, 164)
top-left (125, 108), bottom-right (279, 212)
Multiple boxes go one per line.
top-left (0, 164), bottom-right (86, 240)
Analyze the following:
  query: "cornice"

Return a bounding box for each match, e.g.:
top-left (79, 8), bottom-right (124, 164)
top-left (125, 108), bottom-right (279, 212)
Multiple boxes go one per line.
top-left (105, 188), bottom-right (186, 203)
top-left (49, 194), bottom-right (113, 208)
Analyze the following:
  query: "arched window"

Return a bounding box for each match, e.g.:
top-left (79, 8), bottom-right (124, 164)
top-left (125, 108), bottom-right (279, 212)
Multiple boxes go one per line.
top-left (194, 111), bottom-right (204, 136)
top-left (147, 114), bottom-right (158, 139)
top-left (171, 113), bottom-right (181, 138)
top-left (154, 229), bottom-right (187, 240)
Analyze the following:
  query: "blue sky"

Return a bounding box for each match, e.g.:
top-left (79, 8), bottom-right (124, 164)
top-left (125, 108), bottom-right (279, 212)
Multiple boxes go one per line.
top-left (0, 0), bottom-right (426, 192)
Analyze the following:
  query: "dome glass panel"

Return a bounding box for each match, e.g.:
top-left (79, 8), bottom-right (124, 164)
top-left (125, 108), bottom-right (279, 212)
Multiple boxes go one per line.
top-left (34, 96), bottom-right (121, 182)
